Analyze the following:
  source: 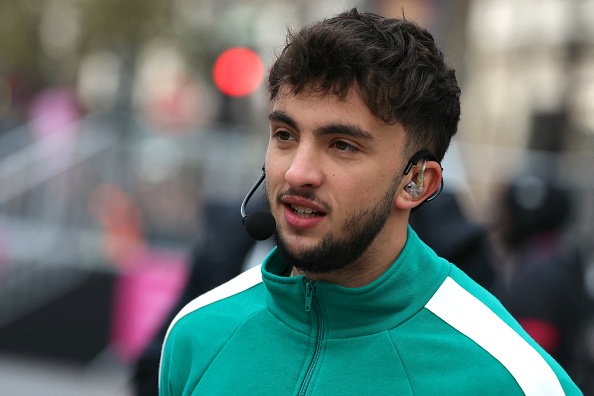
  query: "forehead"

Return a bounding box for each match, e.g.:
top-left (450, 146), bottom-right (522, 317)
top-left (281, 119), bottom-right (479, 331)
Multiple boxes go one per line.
top-left (272, 86), bottom-right (373, 126)
top-left (270, 85), bottom-right (406, 145)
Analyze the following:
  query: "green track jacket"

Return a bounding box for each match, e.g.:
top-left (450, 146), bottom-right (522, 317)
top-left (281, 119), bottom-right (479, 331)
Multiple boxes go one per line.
top-left (160, 227), bottom-right (581, 395)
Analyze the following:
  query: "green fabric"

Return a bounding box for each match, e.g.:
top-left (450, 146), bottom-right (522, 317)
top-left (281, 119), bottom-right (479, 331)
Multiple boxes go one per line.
top-left (160, 227), bottom-right (581, 395)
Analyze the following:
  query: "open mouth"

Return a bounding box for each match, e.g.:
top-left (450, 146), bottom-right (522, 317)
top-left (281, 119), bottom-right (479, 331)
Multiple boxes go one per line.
top-left (289, 204), bottom-right (325, 218)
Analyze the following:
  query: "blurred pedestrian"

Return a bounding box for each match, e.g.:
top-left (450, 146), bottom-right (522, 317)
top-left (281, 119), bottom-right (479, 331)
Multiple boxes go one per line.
top-left (492, 175), bottom-right (594, 392)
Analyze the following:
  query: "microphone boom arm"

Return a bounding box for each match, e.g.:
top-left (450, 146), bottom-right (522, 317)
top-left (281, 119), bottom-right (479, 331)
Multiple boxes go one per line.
top-left (241, 170), bottom-right (266, 223)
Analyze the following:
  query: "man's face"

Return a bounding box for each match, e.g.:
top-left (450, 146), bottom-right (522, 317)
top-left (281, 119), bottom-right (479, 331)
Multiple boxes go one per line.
top-left (265, 86), bottom-right (408, 274)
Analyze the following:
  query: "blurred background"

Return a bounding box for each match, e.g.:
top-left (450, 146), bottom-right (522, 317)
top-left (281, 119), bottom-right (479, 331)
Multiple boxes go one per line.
top-left (1, 0), bottom-right (594, 394)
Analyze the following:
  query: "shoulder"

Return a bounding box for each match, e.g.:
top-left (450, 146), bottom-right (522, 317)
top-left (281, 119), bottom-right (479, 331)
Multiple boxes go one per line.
top-left (165, 264), bottom-right (264, 343)
top-left (159, 265), bottom-right (266, 393)
top-left (425, 266), bottom-right (581, 395)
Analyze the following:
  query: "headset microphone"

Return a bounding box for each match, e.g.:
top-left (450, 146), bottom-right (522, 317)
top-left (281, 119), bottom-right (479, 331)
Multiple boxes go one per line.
top-left (240, 165), bottom-right (276, 240)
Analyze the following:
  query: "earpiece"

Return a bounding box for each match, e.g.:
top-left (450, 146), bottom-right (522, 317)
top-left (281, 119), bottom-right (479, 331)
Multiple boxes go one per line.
top-left (404, 181), bottom-right (423, 198)
top-left (402, 150), bottom-right (444, 211)
top-left (403, 159), bottom-right (426, 198)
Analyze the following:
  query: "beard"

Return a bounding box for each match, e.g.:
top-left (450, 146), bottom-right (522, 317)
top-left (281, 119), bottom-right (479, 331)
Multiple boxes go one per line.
top-left (264, 174), bottom-right (402, 275)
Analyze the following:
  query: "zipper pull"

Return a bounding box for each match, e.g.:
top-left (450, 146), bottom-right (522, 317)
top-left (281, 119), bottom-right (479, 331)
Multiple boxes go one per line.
top-left (304, 281), bottom-right (315, 312)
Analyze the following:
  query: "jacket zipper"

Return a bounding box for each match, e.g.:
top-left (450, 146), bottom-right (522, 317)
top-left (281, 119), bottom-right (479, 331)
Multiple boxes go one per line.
top-left (298, 280), bottom-right (324, 396)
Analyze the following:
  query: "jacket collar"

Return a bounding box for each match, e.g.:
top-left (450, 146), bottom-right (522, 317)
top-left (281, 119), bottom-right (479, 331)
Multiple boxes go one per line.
top-left (261, 226), bottom-right (451, 338)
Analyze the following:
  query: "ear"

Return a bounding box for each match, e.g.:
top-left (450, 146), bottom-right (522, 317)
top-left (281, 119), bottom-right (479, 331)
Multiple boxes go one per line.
top-left (395, 160), bottom-right (442, 210)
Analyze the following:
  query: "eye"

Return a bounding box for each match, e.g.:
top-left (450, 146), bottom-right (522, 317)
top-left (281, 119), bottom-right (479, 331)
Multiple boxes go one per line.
top-left (332, 140), bottom-right (358, 153)
top-left (273, 130), bottom-right (294, 141)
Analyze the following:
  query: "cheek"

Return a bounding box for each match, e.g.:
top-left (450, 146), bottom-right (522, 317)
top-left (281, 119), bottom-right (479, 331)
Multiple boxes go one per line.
top-left (354, 172), bottom-right (396, 199)
top-left (334, 174), bottom-right (373, 203)
top-left (266, 147), bottom-right (296, 182)
top-left (264, 157), bottom-right (287, 197)
top-left (265, 151), bottom-right (280, 177)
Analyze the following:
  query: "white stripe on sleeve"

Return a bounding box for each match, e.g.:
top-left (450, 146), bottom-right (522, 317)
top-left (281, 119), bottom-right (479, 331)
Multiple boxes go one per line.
top-left (425, 277), bottom-right (565, 396)
top-left (159, 264), bottom-right (263, 388)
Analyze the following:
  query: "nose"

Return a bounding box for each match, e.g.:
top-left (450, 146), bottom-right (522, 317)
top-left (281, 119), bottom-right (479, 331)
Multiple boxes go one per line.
top-left (284, 147), bottom-right (324, 189)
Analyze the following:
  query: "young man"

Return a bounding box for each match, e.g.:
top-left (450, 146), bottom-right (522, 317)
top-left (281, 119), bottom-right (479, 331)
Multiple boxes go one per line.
top-left (160, 9), bottom-right (581, 395)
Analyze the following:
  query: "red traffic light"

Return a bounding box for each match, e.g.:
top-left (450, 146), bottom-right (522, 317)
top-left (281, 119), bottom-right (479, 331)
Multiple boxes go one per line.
top-left (213, 47), bottom-right (264, 97)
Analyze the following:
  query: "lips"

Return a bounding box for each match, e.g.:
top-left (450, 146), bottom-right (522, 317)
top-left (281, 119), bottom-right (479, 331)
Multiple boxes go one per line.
top-left (280, 195), bottom-right (327, 229)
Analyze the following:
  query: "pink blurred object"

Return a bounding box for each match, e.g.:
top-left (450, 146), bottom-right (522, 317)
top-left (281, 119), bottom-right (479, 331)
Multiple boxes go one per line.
top-left (110, 247), bottom-right (189, 362)
top-left (29, 87), bottom-right (80, 140)
top-left (28, 87), bottom-right (81, 169)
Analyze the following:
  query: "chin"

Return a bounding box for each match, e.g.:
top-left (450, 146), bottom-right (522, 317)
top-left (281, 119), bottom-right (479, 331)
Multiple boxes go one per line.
top-left (275, 229), bottom-right (316, 252)
top-left (282, 229), bottom-right (319, 244)
top-left (280, 238), bottom-right (313, 256)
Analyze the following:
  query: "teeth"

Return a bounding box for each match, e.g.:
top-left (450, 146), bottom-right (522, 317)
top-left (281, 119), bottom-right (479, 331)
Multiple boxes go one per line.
top-left (293, 205), bottom-right (313, 214)
top-left (291, 205), bottom-right (318, 217)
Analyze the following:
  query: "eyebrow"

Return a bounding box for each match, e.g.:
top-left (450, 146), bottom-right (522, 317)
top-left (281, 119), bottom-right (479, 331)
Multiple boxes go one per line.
top-left (268, 110), bottom-right (298, 130)
top-left (268, 110), bottom-right (374, 140)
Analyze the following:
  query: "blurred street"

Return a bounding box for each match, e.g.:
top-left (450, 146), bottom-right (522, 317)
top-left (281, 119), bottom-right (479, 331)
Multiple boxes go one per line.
top-left (0, 352), bottom-right (133, 396)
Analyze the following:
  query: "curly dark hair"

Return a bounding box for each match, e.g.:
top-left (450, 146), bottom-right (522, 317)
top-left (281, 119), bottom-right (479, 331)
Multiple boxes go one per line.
top-left (268, 8), bottom-right (461, 161)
